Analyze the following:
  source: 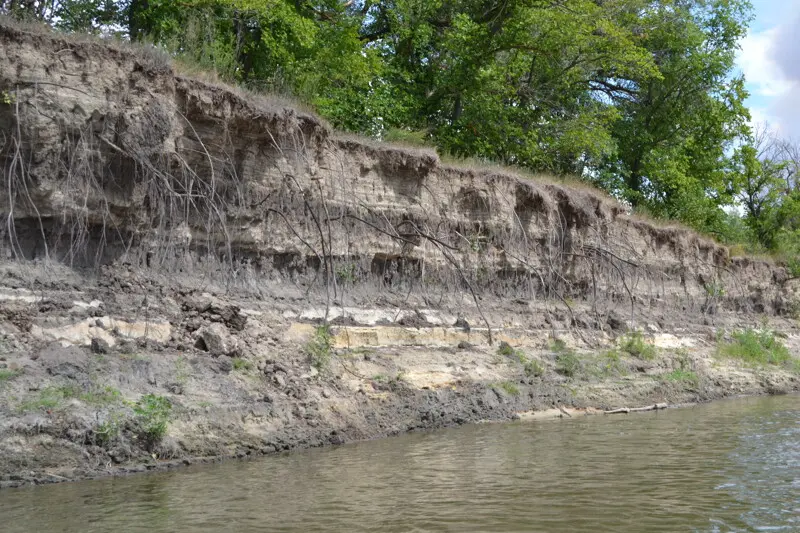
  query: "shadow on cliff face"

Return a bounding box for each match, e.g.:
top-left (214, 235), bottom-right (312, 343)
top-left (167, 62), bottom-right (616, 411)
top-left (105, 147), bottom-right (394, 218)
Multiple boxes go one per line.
top-left (0, 16), bottom-right (798, 489)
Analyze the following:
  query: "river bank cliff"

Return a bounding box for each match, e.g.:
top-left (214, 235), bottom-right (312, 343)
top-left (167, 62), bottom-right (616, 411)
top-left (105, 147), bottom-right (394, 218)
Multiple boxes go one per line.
top-left (0, 19), bottom-right (798, 488)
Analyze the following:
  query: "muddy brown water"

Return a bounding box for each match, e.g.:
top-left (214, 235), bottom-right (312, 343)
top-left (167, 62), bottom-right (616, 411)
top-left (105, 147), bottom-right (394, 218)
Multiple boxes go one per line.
top-left (1, 395), bottom-right (798, 532)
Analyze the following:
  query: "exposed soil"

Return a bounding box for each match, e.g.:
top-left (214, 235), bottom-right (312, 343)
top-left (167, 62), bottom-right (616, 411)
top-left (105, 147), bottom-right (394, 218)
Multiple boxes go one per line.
top-left (0, 261), bottom-right (798, 489)
top-left (0, 19), bottom-right (799, 489)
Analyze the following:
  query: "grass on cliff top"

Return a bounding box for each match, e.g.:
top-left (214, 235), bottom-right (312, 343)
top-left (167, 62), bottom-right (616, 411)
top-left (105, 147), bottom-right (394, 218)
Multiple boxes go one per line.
top-left (719, 328), bottom-right (791, 366)
top-left (0, 15), bottom-right (314, 118)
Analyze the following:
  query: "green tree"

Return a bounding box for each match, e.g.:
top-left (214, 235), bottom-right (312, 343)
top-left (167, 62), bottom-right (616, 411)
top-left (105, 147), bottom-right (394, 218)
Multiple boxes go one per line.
top-left (1, 0), bottom-right (119, 32)
top-left (358, 0), bottom-right (660, 172)
top-left (597, 0), bottom-right (752, 230)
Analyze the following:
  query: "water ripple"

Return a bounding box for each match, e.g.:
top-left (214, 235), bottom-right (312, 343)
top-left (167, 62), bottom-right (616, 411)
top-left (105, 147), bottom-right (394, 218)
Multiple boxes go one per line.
top-left (0, 395), bottom-right (797, 532)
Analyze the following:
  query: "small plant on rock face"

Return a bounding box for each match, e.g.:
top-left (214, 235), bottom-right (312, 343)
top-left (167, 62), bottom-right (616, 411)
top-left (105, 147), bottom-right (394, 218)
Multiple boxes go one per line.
top-left (720, 328), bottom-right (790, 366)
top-left (16, 384), bottom-right (121, 412)
top-left (549, 338), bottom-right (568, 353)
top-left (498, 342), bottom-right (543, 378)
top-left (556, 350), bottom-right (581, 378)
top-left (493, 381), bottom-right (520, 396)
top-left (232, 357), bottom-right (252, 371)
top-left (497, 342), bottom-right (515, 357)
top-left (619, 331), bottom-right (657, 360)
top-left (335, 263), bottom-right (358, 283)
top-left (18, 386), bottom-right (65, 412)
top-left (174, 356), bottom-right (190, 385)
top-left (95, 412), bottom-right (125, 447)
top-left (306, 324), bottom-right (334, 372)
top-left (132, 394), bottom-right (172, 448)
top-left (662, 369), bottom-right (699, 386)
top-left (597, 349), bottom-right (626, 376)
top-left (703, 281), bottom-right (725, 298)
top-left (0, 369), bottom-right (20, 382)
top-left (674, 348), bottom-right (692, 371)
top-left (523, 359), bottom-right (544, 378)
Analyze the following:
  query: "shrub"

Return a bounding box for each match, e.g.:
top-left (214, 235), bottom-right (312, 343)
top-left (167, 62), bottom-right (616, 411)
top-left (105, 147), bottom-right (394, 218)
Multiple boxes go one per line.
top-left (132, 394), bottom-right (172, 447)
top-left (597, 349), bottom-right (626, 376)
top-left (497, 341), bottom-right (515, 357)
top-left (662, 369), bottom-right (699, 386)
top-left (523, 359), bottom-right (544, 378)
top-left (498, 343), bottom-right (543, 377)
top-left (493, 381), bottom-right (520, 396)
top-left (232, 357), bottom-right (252, 371)
top-left (556, 350), bottom-right (581, 378)
top-left (306, 324), bottom-right (334, 372)
top-left (95, 413), bottom-right (124, 447)
top-left (549, 338), bottom-right (568, 353)
top-left (619, 331), bottom-right (657, 360)
top-left (0, 369), bottom-right (20, 382)
top-left (720, 328), bottom-right (790, 365)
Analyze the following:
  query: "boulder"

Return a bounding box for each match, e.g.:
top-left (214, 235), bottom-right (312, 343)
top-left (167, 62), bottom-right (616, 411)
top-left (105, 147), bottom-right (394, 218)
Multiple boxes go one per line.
top-left (195, 323), bottom-right (238, 357)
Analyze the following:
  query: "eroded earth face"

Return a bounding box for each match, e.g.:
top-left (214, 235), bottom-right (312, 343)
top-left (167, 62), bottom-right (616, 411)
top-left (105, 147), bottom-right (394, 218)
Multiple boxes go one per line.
top-left (0, 19), bottom-right (798, 488)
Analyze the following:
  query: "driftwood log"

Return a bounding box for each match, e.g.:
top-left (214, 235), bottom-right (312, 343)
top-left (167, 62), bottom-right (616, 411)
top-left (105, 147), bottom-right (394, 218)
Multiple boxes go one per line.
top-left (604, 403), bottom-right (669, 415)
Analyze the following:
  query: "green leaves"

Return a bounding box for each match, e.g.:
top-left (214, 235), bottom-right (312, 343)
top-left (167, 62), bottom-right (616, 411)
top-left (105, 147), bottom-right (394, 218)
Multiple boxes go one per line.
top-left (132, 393), bottom-right (172, 447)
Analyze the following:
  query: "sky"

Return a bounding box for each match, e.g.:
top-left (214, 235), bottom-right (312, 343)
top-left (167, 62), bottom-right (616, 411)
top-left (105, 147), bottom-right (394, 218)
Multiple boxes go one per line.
top-left (736, 0), bottom-right (800, 138)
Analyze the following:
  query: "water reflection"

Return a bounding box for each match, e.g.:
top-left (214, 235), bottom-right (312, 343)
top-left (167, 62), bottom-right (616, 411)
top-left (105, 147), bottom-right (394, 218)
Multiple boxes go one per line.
top-left (1, 395), bottom-right (797, 532)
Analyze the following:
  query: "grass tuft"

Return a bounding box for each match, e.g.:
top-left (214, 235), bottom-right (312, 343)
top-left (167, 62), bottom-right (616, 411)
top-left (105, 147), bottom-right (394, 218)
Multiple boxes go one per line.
top-left (498, 342), bottom-right (544, 377)
top-left (662, 369), bottom-right (699, 386)
top-left (619, 331), bottom-right (657, 360)
top-left (555, 350), bottom-right (581, 378)
top-left (306, 324), bottom-right (334, 372)
top-left (17, 384), bottom-right (122, 412)
top-left (596, 349), bottom-right (627, 377)
top-left (232, 357), bottom-right (252, 371)
top-left (132, 394), bottom-right (172, 448)
top-left (0, 368), bottom-right (21, 382)
top-left (719, 328), bottom-right (790, 366)
top-left (492, 381), bottom-right (520, 396)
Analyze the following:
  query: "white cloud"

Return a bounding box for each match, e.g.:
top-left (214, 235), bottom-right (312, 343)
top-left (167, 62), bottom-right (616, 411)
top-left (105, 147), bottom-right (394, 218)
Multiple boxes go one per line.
top-left (737, 12), bottom-right (800, 139)
top-left (737, 29), bottom-right (792, 98)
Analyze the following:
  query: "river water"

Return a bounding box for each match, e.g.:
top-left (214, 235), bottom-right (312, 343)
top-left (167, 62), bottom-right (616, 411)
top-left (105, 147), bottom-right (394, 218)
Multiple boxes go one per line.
top-left (1, 395), bottom-right (797, 532)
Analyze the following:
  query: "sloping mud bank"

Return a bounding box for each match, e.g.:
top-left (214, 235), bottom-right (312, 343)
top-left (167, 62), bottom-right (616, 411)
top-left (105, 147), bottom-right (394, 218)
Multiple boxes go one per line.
top-left (0, 20), bottom-right (798, 488)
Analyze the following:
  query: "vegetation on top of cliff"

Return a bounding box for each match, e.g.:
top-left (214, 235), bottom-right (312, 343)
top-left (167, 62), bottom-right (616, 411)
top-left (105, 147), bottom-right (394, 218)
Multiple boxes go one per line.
top-left (1, 1), bottom-right (800, 265)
